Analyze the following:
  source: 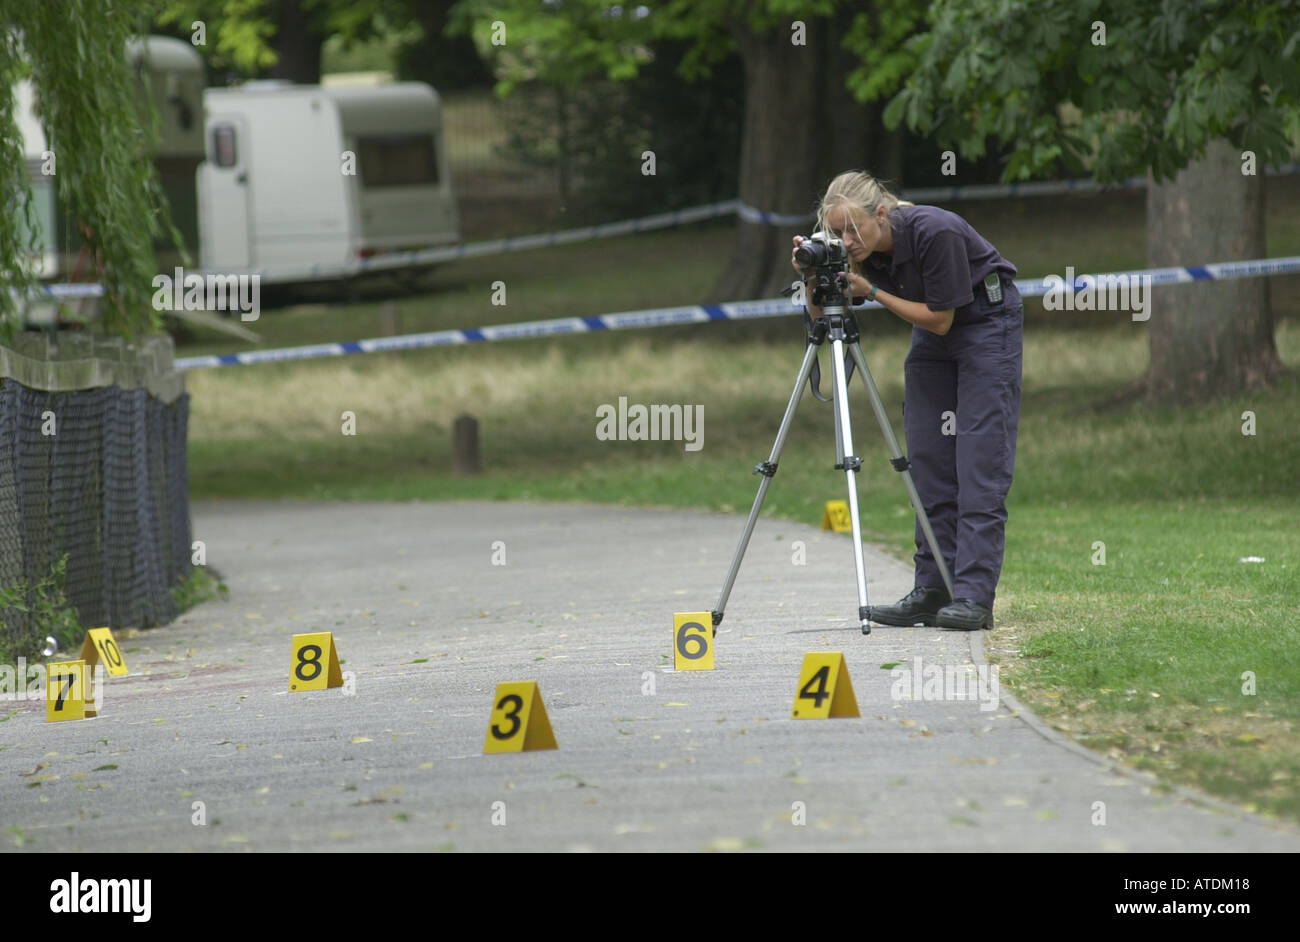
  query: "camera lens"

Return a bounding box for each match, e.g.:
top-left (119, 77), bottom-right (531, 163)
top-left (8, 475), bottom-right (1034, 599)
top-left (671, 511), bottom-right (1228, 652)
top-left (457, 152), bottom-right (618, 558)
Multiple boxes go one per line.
top-left (794, 242), bottom-right (825, 268)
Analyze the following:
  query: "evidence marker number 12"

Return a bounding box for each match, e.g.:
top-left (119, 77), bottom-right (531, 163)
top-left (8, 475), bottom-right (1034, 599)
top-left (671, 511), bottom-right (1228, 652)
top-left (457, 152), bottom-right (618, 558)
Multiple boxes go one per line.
top-left (672, 612), bottom-right (715, 671)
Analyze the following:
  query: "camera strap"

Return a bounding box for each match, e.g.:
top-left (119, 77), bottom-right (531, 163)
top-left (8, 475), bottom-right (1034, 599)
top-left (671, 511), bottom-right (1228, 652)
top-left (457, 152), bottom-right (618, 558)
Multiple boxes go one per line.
top-left (803, 309), bottom-right (856, 403)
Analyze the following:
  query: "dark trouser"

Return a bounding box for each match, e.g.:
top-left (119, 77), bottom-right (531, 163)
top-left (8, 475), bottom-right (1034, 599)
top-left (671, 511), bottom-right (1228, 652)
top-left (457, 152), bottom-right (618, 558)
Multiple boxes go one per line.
top-left (902, 288), bottom-right (1023, 609)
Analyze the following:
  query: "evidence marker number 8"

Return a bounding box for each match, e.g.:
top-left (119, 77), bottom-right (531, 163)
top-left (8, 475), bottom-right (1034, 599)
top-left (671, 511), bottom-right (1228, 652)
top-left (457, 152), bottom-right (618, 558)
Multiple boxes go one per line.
top-left (673, 612), bottom-right (715, 671)
top-left (288, 632), bottom-right (344, 691)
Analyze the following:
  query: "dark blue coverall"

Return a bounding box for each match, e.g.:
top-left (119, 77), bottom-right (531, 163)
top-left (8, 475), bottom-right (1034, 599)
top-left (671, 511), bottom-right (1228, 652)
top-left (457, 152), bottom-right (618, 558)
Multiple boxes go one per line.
top-left (861, 205), bottom-right (1023, 611)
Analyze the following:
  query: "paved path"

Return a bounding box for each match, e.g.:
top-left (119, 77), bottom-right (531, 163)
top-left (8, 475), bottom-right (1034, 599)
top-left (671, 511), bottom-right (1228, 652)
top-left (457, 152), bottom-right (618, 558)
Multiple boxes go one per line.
top-left (3, 501), bottom-right (1296, 852)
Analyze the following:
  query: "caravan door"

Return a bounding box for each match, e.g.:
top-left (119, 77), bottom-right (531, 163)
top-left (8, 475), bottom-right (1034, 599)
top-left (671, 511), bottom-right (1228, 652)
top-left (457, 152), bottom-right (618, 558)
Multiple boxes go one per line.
top-left (199, 116), bottom-right (252, 269)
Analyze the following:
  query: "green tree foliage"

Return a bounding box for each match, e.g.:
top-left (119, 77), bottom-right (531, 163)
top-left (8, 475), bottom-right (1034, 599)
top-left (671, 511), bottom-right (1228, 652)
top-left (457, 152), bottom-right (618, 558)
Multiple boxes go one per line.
top-left (448, 0), bottom-right (659, 93)
top-left (496, 41), bottom-right (743, 221)
top-left (0, 1), bottom-right (178, 339)
top-left (0, 30), bottom-right (39, 328)
top-left (447, 2), bottom-right (749, 219)
top-left (842, 0), bottom-right (925, 106)
top-left (882, 0), bottom-right (1300, 182)
top-left (156, 0), bottom-right (407, 82)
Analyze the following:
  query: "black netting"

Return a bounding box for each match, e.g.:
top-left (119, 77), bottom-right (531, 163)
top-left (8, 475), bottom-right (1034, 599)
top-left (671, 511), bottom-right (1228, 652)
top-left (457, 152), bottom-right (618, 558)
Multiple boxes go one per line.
top-left (0, 378), bottom-right (192, 653)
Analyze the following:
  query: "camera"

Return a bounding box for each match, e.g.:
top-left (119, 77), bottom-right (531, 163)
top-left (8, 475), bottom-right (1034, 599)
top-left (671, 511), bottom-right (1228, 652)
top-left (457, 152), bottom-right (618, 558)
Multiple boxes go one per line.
top-left (795, 232), bottom-right (852, 310)
top-left (794, 232), bottom-right (849, 273)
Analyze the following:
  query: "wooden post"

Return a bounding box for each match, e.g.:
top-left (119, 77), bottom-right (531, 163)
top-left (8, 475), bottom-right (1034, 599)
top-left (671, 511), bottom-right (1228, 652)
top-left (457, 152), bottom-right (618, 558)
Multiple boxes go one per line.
top-left (454, 414), bottom-right (481, 474)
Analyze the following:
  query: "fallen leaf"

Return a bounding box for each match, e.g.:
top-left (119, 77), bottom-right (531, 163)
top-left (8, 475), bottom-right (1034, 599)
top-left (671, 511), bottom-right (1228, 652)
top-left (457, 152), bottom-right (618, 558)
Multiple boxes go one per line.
top-left (703, 837), bottom-right (749, 851)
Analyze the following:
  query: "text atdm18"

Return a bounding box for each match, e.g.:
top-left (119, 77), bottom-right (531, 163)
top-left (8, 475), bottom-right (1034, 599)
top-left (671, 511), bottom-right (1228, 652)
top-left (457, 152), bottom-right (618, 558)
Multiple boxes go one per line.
top-left (595, 396), bottom-right (704, 452)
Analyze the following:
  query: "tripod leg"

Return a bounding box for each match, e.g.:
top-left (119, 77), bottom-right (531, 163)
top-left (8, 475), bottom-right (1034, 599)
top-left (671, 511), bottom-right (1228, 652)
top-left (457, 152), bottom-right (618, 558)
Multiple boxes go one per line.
top-left (831, 349), bottom-right (845, 468)
top-left (847, 342), bottom-right (956, 603)
top-left (711, 340), bottom-right (820, 631)
top-left (829, 337), bottom-right (872, 635)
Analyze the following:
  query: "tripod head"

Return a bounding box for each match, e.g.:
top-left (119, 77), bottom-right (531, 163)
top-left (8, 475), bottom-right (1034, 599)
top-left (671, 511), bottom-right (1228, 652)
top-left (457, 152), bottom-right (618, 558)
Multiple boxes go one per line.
top-left (805, 269), bottom-right (852, 314)
top-left (807, 308), bottom-right (860, 345)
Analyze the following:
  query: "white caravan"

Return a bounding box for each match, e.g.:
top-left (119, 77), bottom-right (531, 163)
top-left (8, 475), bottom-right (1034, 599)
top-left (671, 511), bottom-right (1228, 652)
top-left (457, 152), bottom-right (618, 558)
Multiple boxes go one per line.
top-left (198, 81), bottom-right (459, 280)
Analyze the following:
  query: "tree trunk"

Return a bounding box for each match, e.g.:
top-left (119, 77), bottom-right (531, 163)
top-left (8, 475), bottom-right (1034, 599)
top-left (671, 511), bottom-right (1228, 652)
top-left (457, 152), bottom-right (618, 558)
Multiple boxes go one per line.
top-left (268, 0), bottom-right (323, 85)
top-left (863, 0), bottom-right (906, 187)
top-left (1144, 138), bottom-right (1286, 401)
top-left (708, 18), bottom-right (826, 303)
top-left (821, 28), bottom-right (872, 187)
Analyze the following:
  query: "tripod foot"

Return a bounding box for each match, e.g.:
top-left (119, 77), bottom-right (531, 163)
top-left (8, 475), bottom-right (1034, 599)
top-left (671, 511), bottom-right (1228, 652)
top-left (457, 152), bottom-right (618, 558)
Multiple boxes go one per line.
top-left (859, 605), bottom-right (872, 635)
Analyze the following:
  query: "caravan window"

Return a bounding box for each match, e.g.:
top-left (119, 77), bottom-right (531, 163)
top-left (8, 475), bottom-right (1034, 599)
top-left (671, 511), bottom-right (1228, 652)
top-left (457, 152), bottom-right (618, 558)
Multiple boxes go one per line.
top-left (357, 134), bottom-right (439, 187)
top-left (212, 124), bottom-right (238, 168)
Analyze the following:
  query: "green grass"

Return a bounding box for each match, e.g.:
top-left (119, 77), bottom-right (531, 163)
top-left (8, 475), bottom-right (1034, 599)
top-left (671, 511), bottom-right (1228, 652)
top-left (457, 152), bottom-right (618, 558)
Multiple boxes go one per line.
top-left (0, 554), bottom-right (84, 665)
top-left (175, 180), bottom-right (1300, 823)
top-left (169, 566), bottom-right (230, 611)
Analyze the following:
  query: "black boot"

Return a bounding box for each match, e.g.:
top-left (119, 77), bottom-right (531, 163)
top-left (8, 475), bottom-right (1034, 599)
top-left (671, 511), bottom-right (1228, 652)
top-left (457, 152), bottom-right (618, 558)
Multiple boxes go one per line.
top-left (936, 598), bottom-right (994, 631)
top-left (868, 586), bottom-right (951, 627)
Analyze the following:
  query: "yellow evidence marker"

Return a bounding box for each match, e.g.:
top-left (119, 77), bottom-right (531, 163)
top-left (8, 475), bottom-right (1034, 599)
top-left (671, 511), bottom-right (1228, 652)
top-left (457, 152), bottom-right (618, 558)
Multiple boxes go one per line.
top-left (288, 632), bottom-right (344, 691)
top-left (483, 681), bottom-right (557, 753)
top-left (820, 500), bottom-right (852, 533)
top-left (46, 660), bottom-right (95, 722)
top-left (672, 611), bottom-right (715, 671)
top-left (80, 627), bottom-right (129, 677)
top-left (792, 652), bottom-right (860, 719)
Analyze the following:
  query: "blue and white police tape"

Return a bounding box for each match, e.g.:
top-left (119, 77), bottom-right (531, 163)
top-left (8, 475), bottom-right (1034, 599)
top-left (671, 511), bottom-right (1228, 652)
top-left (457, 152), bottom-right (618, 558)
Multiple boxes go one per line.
top-left (20, 196), bottom-right (808, 295)
top-left (172, 255), bottom-right (1300, 371)
top-left (899, 161), bottom-right (1300, 204)
top-left (22, 162), bottom-right (1300, 296)
top-left (12, 200), bottom-right (745, 296)
top-left (735, 203), bottom-right (816, 226)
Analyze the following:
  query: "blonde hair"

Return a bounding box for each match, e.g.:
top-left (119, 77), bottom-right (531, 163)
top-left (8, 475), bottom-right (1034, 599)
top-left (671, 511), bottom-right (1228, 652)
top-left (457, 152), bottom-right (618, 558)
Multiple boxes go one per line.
top-left (815, 171), bottom-right (914, 273)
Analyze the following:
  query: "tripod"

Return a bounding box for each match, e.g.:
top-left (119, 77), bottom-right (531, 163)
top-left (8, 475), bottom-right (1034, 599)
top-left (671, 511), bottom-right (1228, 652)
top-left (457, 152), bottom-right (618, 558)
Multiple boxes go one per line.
top-left (709, 284), bottom-right (955, 635)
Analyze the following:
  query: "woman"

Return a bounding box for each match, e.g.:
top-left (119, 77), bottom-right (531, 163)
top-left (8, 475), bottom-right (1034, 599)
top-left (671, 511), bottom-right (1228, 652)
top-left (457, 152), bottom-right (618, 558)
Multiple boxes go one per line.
top-left (792, 171), bottom-right (1023, 630)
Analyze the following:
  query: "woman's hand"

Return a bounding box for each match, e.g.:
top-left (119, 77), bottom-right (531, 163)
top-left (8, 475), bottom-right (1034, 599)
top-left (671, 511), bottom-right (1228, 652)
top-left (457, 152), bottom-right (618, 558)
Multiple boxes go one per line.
top-left (791, 236), bottom-right (808, 277)
top-left (836, 271), bottom-right (872, 299)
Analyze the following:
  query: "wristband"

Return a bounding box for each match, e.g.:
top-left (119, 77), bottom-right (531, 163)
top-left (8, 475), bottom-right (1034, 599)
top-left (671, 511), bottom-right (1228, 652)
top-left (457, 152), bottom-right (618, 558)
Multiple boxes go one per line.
top-left (866, 282), bottom-right (878, 302)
